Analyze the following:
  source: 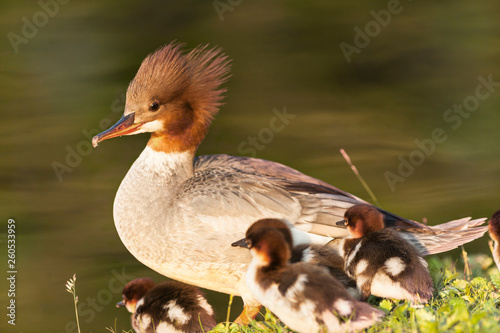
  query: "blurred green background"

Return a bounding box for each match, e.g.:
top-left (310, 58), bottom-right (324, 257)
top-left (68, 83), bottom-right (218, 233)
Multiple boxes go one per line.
top-left (1, 0), bottom-right (499, 332)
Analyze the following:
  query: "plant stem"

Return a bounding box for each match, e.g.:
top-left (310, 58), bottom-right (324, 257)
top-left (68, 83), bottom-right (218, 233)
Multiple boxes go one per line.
top-left (73, 292), bottom-right (81, 333)
top-left (340, 149), bottom-right (380, 206)
top-left (462, 246), bottom-right (471, 281)
top-left (225, 294), bottom-right (233, 332)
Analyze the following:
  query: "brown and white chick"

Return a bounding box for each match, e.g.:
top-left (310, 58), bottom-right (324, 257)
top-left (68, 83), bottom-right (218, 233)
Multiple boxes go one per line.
top-left (243, 219), bottom-right (383, 333)
top-left (488, 209), bottom-right (500, 271)
top-left (117, 278), bottom-right (216, 333)
top-left (337, 204), bottom-right (433, 302)
top-left (233, 219), bottom-right (360, 299)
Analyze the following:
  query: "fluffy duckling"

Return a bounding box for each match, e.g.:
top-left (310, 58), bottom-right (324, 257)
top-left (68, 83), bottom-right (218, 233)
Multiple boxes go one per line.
top-left (292, 243), bottom-right (361, 299)
top-left (488, 209), bottom-right (500, 270)
top-left (244, 219), bottom-right (383, 333)
top-left (337, 204), bottom-right (433, 302)
top-left (233, 219), bottom-right (360, 298)
top-left (117, 278), bottom-right (216, 333)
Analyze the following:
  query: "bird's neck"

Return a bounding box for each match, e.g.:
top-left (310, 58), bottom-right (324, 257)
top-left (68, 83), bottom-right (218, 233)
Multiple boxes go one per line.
top-left (116, 145), bottom-right (195, 211)
top-left (147, 111), bottom-right (210, 154)
top-left (138, 145), bottom-right (194, 180)
top-left (112, 145), bottom-right (195, 266)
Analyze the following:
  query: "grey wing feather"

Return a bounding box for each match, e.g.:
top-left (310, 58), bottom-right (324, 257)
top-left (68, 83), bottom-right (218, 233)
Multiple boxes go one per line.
top-left (193, 154), bottom-right (489, 254)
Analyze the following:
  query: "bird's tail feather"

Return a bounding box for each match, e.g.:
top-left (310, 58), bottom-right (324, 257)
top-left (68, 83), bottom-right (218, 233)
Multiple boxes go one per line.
top-left (399, 219), bottom-right (488, 256)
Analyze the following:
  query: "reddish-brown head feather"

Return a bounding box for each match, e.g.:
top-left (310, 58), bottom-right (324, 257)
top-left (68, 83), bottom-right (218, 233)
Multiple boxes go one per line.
top-left (489, 210), bottom-right (500, 242)
top-left (125, 42), bottom-right (231, 153)
top-left (246, 220), bottom-right (292, 268)
top-left (122, 277), bottom-right (156, 304)
top-left (344, 204), bottom-right (385, 238)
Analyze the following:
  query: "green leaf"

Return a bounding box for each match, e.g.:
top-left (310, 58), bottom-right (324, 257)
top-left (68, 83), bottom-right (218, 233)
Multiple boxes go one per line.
top-left (379, 299), bottom-right (394, 313)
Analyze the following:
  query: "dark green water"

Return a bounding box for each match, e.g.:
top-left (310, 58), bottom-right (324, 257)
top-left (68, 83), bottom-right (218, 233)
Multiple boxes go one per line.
top-left (1, 0), bottom-right (499, 332)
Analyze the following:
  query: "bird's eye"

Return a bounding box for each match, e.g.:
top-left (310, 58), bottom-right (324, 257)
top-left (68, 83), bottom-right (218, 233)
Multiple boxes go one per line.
top-left (149, 102), bottom-right (160, 112)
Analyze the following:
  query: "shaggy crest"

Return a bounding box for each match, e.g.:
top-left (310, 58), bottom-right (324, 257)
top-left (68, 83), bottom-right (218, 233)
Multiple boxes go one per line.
top-left (127, 42), bottom-right (231, 125)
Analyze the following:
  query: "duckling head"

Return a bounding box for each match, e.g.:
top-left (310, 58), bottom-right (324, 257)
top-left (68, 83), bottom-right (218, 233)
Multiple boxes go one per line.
top-left (117, 277), bottom-right (156, 313)
top-left (339, 204), bottom-right (384, 238)
top-left (93, 42), bottom-right (231, 154)
top-left (245, 219), bottom-right (292, 268)
top-left (489, 209), bottom-right (500, 242)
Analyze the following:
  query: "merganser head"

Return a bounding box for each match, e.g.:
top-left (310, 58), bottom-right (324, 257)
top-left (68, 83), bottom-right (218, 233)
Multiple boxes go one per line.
top-left (337, 204), bottom-right (384, 238)
top-left (92, 42), bottom-right (231, 153)
top-left (116, 277), bottom-right (155, 313)
top-left (245, 219), bottom-right (292, 268)
top-left (488, 210), bottom-right (500, 242)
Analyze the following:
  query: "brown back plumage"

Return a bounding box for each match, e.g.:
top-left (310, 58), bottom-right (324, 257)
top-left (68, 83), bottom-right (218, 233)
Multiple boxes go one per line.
top-left (135, 281), bottom-right (216, 333)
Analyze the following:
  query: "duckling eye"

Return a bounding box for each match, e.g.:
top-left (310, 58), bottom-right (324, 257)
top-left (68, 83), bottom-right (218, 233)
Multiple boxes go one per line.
top-left (149, 102), bottom-right (160, 112)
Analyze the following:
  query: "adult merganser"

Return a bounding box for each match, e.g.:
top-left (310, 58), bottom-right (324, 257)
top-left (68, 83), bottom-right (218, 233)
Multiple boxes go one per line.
top-left (232, 218), bottom-right (360, 298)
top-left (488, 210), bottom-right (500, 271)
top-left (243, 219), bottom-right (383, 332)
top-left (337, 204), bottom-right (434, 302)
top-left (92, 42), bottom-right (487, 322)
top-left (117, 278), bottom-right (216, 333)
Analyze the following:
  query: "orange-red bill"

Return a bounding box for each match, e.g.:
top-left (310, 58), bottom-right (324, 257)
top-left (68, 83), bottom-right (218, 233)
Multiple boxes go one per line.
top-left (92, 113), bottom-right (143, 147)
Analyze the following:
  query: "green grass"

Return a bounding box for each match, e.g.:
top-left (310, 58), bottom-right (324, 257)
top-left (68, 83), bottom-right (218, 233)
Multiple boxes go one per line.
top-left (69, 253), bottom-right (500, 333)
top-left (212, 253), bottom-right (500, 333)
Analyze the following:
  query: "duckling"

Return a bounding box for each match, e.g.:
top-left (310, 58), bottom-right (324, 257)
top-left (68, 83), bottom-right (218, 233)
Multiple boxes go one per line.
top-left (117, 278), bottom-right (216, 333)
top-left (336, 204), bottom-right (433, 302)
top-left (244, 219), bottom-right (383, 333)
top-left (488, 209), bottom-right (500, 270)
top-left (232, 219), bottom-right (360, 298)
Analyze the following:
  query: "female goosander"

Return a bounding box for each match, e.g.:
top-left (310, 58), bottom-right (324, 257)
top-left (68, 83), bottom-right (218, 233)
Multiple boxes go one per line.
top-left (243, 219), bottom-right (383, 332)
top-left (488, 210), bottom-right (500, 270)
top-left (337, 204), bottom-right (434, 302)
top-left (92, 42), bottom-right (487, 322)
top-left (233, 219), bottom-right (360, 298)
top-left (117, 278), bottom-right (216, 333)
